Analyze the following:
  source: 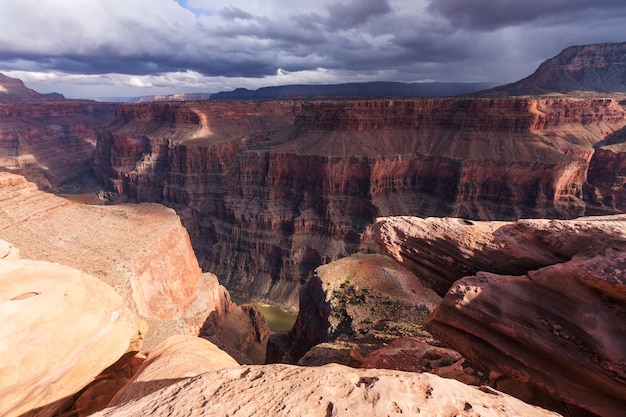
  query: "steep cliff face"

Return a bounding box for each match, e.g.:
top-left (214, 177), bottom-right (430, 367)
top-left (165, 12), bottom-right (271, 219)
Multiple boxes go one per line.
top-left (0, 101), bottom-right (116, 189)
top-left (94, 98), bottom-right (626, 307)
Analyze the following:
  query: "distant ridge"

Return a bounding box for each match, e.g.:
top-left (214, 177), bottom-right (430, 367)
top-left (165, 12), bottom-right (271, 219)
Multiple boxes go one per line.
top-left (0, 73), bottom-right (63, 103)
top-left (209, 81), bottom-right (496, 100)
top-left (482, 42), bottom-right (626, 95)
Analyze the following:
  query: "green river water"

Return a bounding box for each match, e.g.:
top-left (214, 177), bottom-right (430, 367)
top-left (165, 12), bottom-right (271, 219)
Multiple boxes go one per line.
top-left (230, 295), bottom-right (298, 333)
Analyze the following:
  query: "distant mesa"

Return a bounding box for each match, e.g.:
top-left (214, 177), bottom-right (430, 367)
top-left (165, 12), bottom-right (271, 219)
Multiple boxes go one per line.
top-left (209, 81), bottom-right (496, 100)
top-left (0, 73), bottom-right (63, 103)
top-left (135, 92), bottom-right (213, 102)
top-left (482, 41), bottom-right (626, 95)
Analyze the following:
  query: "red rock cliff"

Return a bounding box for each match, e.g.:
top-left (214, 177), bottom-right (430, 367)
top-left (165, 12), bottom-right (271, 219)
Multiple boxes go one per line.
top-left (93, 98), bottom-right (626, 307)
top-left (0, 101), bottom-right (116, 189)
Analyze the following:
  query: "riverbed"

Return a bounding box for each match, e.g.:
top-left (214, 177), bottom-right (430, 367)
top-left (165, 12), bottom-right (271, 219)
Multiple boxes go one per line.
top-left (230, 295), bottom-right (298, 333)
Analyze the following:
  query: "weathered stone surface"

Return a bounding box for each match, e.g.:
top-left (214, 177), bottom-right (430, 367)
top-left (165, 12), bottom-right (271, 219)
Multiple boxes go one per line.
top-left (375, 215), bottom-right (626, 296)
top-left (272, 253), bottom-right (440, 363)
top-left (108, 335), bottom-right (238, 408)
top-left (374, 215), bottom-right (626, 416)
top-left (72, 352), bottom-right (146, 417)
top-left (93, 98), bottom-right (626, 307)
top-left (0, 257), bottom-right (144, 417)
top-left (93, 363), bottom-right (560, 417)
top-left (201, 297), bottom-right (271, 365)
top-left (360, 337), bottom-right (477, 383)
top-left (426, 258), bottom-right (626, 417)
top-left (0, 172), bottom-right (228, 350)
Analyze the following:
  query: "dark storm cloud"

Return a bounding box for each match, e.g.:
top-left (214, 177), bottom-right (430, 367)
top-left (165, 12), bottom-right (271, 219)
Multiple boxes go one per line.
top-left (2, 0), bottom-right (626, 97)
top-left (324, 0), bottom-right (392, 30)
top-left (428, 0), bottom-right (626, 30)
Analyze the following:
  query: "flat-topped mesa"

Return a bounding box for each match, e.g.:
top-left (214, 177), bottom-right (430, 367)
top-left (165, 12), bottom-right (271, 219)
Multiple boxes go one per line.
top-left (94, 97), bottom-right (626, 306)
top-left (0, 72), bottom-right (61, 103)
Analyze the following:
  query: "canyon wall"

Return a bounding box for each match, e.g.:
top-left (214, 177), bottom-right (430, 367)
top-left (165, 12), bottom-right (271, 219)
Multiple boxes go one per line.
top-left (0, 101), bottom-right (116, 189)
top-left (93, 97), bottom-right (626, 307)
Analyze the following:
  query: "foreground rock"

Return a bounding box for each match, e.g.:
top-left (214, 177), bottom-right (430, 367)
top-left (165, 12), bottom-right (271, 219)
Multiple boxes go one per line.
top-left (0, 172), bottom-right (228, 349)
top-left (426, 254), bottom-right (626, 417)
top-left (0, 256), bottom-right (144, 417)
top-left (108, 335), bottom-right (238, 408)
top-left (375, 215), bottom-right (626, 416)
top-left (271, 253), bottom-right (441, 364)
top-left (93, 363), bottom-right (560, 417)
top-left (375, 215), bottom-right (626, 296)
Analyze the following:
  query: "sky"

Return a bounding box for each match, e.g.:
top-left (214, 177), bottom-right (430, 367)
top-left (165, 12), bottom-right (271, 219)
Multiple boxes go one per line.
top-left (0, 0), bottom-right (625, 98)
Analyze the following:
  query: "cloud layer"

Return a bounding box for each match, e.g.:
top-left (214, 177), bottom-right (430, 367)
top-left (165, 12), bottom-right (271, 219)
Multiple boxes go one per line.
top-left (1, 0), bottom-right (624, 97)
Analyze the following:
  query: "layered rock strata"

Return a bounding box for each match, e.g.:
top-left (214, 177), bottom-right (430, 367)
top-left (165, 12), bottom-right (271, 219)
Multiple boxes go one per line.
top-left (0, 100), bottom-right (116, 189)
top-left (93, 98), bottom-right (626, 306)
top-left (375, 215), bottom-right (626, 417)
top-left (92, 363), bottom-right (560, 417)
top-left (0, 252), bottom-right (144, 417)
top-left (375, 215), bottom-right (626, 296)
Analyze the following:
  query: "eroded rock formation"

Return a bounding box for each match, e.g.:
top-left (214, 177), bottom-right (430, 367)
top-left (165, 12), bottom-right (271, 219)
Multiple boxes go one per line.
top-left (269, 253), bottom-right (441, 364)
top-left (0, 173), bottom-right (268, 357)
top-left (93, 97), bottom-right (626, 307)
top-left (0, 72), bottom-right (60, 102)
top-left (0, 252), bottom-right (144, 417)
top-left (92, 363), bottom-right (560, 417)
top-left (375, 215), bottom-right (626, 417)
top-left (0, 98), bottom-right (116, 189)
top-left (0, 172), bottom-right (222, 346)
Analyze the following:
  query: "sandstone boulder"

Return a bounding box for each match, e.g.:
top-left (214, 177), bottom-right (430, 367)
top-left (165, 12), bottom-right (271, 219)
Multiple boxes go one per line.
top-left (0, 257), bottom-right (144, 417)
top-left (93, 363), bottom-right (560, 417)
top-left (109, 335), bottom-right (239, 408)
top-left (359, 337), bottom-right (485, 385)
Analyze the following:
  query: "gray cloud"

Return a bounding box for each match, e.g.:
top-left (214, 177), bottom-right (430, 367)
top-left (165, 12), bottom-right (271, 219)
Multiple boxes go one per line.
top-left (324, 0), bottom-right (392, 30)
top-left (427, 0), bottom-right (626, 30)
top-left (0, 0), bottom-right (625, 97)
